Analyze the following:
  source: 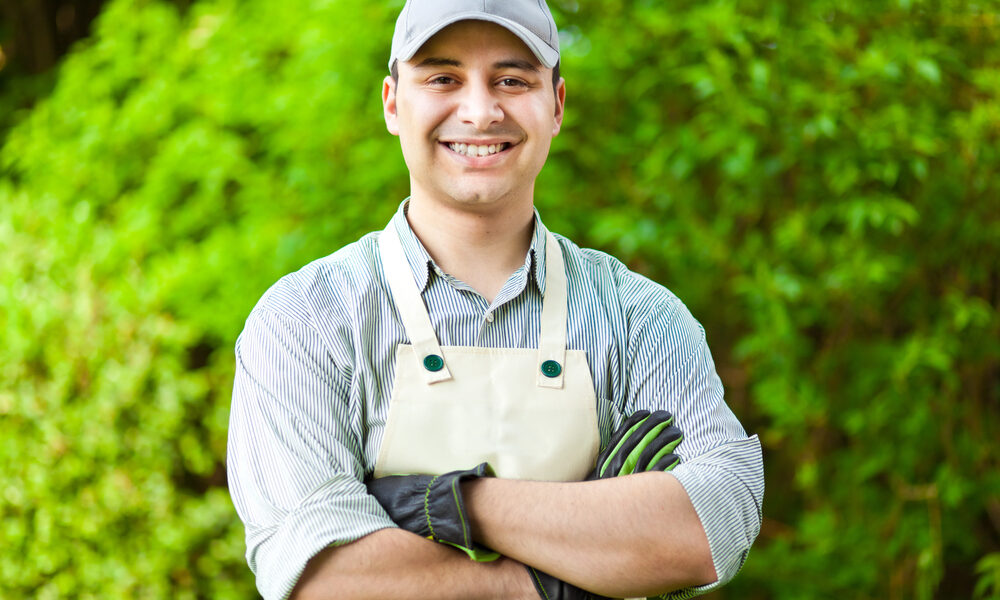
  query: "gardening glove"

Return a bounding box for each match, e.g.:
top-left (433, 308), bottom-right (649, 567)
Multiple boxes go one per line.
top-left (589, 410), bottom-right (683, 479)
top-left (527, 566), bottom-right (612, 600)
top-left (365, 462), bottom-right (500, 561)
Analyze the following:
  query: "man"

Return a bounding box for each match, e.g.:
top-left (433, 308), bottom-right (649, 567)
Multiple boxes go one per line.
top-left (227, 1), bottom-right (764, 599)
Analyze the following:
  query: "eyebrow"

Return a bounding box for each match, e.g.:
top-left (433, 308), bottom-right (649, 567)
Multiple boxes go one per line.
top-left (495, 59), bottom-right (540, 73)
top-left (413, 57), bottom-right (462, 69)
top-left (413, 57), bottom-right (540, 72)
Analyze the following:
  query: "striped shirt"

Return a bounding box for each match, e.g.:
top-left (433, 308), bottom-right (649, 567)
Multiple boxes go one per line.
top-left (228, 201), bottom-right (764, 600)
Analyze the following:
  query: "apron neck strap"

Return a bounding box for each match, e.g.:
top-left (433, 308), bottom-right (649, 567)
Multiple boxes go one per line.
top-left (378, 222), bottom-right (570, 389)
top-left (379, 223), bottom-right (453, 384)
top-left (536, 231), bottom-right (568, 389)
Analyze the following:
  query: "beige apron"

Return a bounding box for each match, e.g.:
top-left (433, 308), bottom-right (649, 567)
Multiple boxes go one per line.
top-left (375, 224), bottom-right (643, 600)
top-left (374, 223), bottom-right (600, 481)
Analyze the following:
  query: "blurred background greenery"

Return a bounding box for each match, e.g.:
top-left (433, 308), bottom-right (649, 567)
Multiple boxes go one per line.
top-left (1, 0), bottom-right (998, 598)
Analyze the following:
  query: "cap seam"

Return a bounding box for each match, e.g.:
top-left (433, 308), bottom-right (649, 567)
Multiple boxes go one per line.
top-left (536, 0), bottom-right (551, 40)
top-left (405, 3), bottom-right (412, 41)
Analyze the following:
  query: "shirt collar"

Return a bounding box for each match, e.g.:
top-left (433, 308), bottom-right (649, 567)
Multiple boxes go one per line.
top-left (391, 200), bottom-right (435, 292)
top-left (389, 199), bottom-right (551, 296)
top-left (527, 208), bottom-right (548, 296)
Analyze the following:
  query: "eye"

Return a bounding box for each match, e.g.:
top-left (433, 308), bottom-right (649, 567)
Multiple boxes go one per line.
top-left (498, 78), bottom-right (528, 88)
top-left (429, 76), bottom-right (458, 85)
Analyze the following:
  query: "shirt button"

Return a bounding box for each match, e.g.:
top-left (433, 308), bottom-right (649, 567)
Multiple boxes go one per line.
top-left (485, 312), bottom-right (494, 323)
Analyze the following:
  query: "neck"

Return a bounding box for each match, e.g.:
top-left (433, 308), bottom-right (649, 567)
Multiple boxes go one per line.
top-left (406, 195), bottom-right (535, 304)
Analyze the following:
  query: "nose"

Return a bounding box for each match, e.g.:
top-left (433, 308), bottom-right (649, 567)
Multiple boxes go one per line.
top-left (456, 80), bottom-right (504, 130)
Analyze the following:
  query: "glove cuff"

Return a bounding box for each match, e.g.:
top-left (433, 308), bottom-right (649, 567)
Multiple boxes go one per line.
top-left (425, 462), bottom-right (499, 561)
top-left (528, 567), bottom-right (558, 599)
top-left (527, 566), bottom-right (611, 600)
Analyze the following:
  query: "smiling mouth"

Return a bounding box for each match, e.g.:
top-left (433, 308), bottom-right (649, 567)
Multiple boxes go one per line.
top-left (445, 142), bottom-right (512, 158)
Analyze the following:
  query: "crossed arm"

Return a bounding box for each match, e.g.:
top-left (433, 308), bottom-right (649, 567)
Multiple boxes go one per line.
top-left (232, 300), bottom-right (762, 600)
top-left (291, 473), bottom-right (715, 600)
top-left (291, 529), bottom-right (531, 600)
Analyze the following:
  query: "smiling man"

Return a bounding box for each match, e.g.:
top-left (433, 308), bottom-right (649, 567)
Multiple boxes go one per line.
top-left (227, 2), bottom-right (764, 600)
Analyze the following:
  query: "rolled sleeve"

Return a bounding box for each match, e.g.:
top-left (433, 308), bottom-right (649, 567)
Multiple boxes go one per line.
top-left (625, 298), bottom-right (765, 597)
top-left (227, 306), bottom-right (395, 600)
top-left (666, 436), bottom-right (764, 597)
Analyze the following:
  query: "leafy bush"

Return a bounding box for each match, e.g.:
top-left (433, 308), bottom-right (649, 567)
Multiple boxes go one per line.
top-left (1, 0), bottom-right (404, 596)
top-left (1, 0), bottom-right (997, 597)
top-left (539, 1), bottom-right (1000, 597)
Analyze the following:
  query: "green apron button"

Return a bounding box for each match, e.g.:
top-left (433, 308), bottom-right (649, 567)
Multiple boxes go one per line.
top-left (540, 360), bottom-right (562, 378)
top-left (423, 354), bottom-right (444, 372)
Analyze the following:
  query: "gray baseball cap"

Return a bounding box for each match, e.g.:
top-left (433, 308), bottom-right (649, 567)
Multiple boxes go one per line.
top-left (389, 0), bottom-right (560, 71)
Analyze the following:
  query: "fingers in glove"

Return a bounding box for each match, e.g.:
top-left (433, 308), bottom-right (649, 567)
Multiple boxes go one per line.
top-left (634, 424), bottom-right (683, 472)
top-left (592, 410), bottom-right (649, 479)
top-left (603, 411), bottom-right (676, 477)
top-left (647, 451), bottom-right (681, 471)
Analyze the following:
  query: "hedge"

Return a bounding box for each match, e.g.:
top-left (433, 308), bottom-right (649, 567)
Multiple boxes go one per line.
top-left (1, 0), bottom-right (997, 597)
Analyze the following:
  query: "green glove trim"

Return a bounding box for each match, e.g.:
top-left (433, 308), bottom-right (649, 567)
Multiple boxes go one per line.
top-left (529, 567), bottom-right (553, 600)
top-left (366, 463), bottom-right (498, 561)
top-left (644, 443), bottom-right (682, 472)
top-left (620, 419), bottom-right (674, 475)
top-left (450, 473), bottom-right (469, 549)
top-left (592, 410), bottom-right (683, 479)
top-left (423, 474), bottom-right (441, 541)
top-left (527, 566), bottom-right (612, 599)
top-left (598, 413), bottom-right (649, 477)
top-left (442, 540), bottom-right (501, 562)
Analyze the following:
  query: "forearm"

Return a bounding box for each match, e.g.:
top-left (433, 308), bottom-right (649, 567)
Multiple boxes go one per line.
top-left (291, 528), bottom-right (535, 600)
top-left (463, 472), bottom-right (716, 598)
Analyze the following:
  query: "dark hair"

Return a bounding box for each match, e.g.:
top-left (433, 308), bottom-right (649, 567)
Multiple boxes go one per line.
top-left (390, 60), bottom-right (562, 96)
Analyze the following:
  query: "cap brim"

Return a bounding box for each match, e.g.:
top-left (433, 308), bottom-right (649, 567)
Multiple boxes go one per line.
top-left (391, 13), bottom-right (559, 70)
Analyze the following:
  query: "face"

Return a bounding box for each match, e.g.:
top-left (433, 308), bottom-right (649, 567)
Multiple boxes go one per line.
top-left (383, 20), bottom-right (565, 214)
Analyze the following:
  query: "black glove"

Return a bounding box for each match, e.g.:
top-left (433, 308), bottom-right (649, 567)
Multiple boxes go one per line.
top-left (527, 566), bottom-right (612, 600)
top-left (589, 410), bottom-right (683, 480)
top-left (365, 462), bottom-right (499, 561)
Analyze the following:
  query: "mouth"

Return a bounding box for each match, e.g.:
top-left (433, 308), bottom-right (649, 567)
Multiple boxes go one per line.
top-left (443, 141), bottom-right (513, 158)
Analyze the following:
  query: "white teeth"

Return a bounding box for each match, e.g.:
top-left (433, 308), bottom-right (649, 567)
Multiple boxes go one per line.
top-left (447, 142), bottom-right (509, 157)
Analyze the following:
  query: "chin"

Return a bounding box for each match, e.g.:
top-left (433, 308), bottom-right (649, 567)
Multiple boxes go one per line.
top-left (443, 188), bottom-right (509, 208)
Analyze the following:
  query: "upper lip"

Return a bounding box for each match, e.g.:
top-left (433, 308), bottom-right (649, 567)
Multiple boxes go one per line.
top-left (440, 139), bottom-right (517, 146)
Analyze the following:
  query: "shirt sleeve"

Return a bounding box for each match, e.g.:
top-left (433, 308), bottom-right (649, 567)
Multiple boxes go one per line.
top-left (624, 297), bottom-right (764, 598)
top-left (227, 305), bottom-right (396, 600)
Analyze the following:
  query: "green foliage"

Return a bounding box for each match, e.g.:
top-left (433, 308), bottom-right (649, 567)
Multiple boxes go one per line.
top-left (977, 553), bottom-right (1000, 600)
top-left (1, 0), bottom-right (405, 596)
top-left (0, 69), bottom-right (56, 149)
top-left (1, 0), bottom-right (998, 598)
top-left (541, 1), bottom-right (1000, 597)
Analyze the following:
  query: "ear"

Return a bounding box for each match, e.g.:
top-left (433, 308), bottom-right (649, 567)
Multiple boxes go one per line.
top-left (383, 75), bottom-right (400, 136)
top-left (552, 77), bottom-right (566, 136)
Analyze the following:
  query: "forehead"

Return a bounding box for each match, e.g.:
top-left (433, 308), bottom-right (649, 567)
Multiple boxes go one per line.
top-left (408, 20), bottom-right (540, 66)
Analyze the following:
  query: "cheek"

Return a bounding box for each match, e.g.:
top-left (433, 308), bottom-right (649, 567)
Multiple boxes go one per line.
top-left (399, 96), bottom-right (449, 132)
top-left (521, 101), bottom-right (558, 135)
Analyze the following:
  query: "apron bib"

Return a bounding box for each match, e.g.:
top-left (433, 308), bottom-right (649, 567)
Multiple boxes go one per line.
top-left (374, 223), bottom-right (600, 481)
top-left (374, 223), bottom-right (645, 600)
